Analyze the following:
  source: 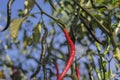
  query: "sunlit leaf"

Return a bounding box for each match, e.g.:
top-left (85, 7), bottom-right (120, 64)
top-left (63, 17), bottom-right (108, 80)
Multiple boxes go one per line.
top-left (32, 22), bottom-right (42, 44)
top-left (10, 18), bottom-right (25, 39)
top-left (113, 47), bottom-right (120, 62)
top-left (86, 0), bottom-right (91, 7)
top-left (104, 45), bottom-right (110, 55)
top-left (96, 42), bottom-right (101, 51)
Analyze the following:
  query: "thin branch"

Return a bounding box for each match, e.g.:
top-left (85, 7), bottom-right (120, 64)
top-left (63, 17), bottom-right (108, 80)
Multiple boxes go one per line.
top-left (33, 0), bottom-right (66, 29)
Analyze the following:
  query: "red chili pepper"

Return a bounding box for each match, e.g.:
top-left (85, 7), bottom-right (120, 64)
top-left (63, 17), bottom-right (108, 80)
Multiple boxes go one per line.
top-left (58, 29), bottom-right (76, 80)
top-left (54, 63), bottom-right (59, 80)
top-left (75, 66), bottom-right (80, 80)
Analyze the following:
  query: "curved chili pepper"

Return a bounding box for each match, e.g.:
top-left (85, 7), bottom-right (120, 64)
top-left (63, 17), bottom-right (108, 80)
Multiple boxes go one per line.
top-left (54, 63), bottom-right (59, 80)
top-left (58, 29), bottom-right (76, 80)
top-left (75, 66), bottom-right (80, 80)
top-left (0, 0), bottom-right (15, 31)
top-left (30, 22), bottom-right (48, 79)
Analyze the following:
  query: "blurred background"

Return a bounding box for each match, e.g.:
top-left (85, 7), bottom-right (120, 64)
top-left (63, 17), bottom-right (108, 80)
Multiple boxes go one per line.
top-left (0, 0), bottom-right (120, 80)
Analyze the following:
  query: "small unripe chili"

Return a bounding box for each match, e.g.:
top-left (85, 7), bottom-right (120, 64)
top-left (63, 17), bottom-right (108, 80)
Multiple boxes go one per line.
top-left (58, 29), bottom-right (76, 80)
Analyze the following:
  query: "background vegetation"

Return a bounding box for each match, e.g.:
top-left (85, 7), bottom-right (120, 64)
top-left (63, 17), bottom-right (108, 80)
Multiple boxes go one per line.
top-left (0, 0), bottom-right (120, 80)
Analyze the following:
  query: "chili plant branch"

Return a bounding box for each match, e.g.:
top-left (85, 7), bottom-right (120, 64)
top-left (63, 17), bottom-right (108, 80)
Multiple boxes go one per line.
top-left (33, 0), bottom-right (66, 29)
top-left (73, 0), bottom-right (110, 35)
top-left (74, 2), bottom-right (118, 48)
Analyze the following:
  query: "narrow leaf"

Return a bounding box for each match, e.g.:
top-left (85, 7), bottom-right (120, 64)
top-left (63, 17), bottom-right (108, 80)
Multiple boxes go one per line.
top-left (32, 22), bottom-right (42, 44)
top-left (10, 18), bottom-right (25, 39)
top-left (114, 47), bottom-right (120, 62)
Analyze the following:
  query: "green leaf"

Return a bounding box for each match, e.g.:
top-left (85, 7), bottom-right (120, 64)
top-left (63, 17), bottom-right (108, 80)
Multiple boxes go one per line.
top-left (32, 22), bottom-right (42, 44)
top-left (24, 0), bottom-right (35, 15)
top-left (96, 42), bottom-right (101, 51)
top-left (10, 18), bottom-right (25, 39)
top-left (113, 47), bottom-right (120, 62)
top-left (104, 44), bottom-right (110, 55)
